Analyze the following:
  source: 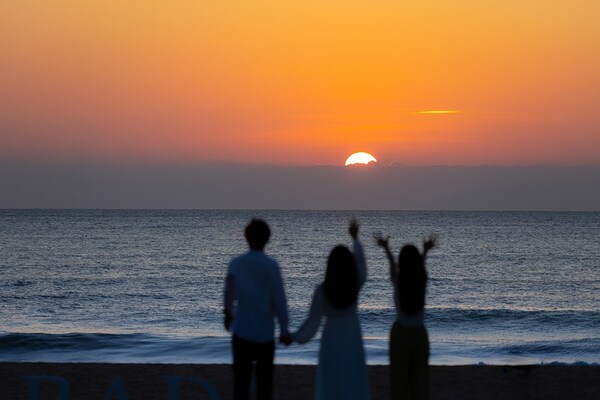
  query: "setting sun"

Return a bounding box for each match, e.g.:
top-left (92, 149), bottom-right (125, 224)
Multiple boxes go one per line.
top-left (345, 152), bottom-right (378, 166)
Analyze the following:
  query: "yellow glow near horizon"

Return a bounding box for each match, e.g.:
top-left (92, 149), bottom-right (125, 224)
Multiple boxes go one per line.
top-left (345, 152), bottom-right (378, 166)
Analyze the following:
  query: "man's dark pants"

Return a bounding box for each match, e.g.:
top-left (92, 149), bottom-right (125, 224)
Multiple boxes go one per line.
top-left (232, 335), bottom-right (275, 400)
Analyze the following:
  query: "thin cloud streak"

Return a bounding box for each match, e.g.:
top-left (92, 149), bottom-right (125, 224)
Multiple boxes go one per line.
top-left (416, 111), bottom-right (461, 115)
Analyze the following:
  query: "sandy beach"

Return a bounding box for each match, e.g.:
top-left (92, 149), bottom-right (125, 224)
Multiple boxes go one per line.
top-left (1, 362), bottom-right (598, 400)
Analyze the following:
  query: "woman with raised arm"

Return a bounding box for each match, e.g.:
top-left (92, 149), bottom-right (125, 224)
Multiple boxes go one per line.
top-left (375, 234), bottom-right (436, 400)
top-left (292, 220), bottom-right (370, 400)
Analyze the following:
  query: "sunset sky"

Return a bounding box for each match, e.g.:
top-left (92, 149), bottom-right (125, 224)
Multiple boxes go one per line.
top-left (2, 1), bottom-right (599, 167)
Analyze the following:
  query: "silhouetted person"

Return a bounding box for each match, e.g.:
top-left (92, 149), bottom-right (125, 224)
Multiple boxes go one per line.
top-left (224, 218), bottom-right (290, 400)
top-left (375, 234), bottom-right (436, 400)
top-left (292, 220), bottom-right (370, 400)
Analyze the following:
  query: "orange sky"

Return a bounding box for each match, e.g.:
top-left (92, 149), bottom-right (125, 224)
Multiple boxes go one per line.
top-left (1, 1), bottom-right (599, 166)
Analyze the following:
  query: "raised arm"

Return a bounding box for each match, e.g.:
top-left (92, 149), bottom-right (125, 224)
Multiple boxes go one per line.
top-left (422, 235), bottom-right (437, 262)
top-left (375, 233), bottom-right (397, 282)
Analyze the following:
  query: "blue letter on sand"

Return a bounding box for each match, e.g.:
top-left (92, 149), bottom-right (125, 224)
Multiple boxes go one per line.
top-left (25, 376), bottom-right (70, 400)
top-left (104, 376), bottom-right (128, 400)
top-left (164, 376), bottom-right (219, 400)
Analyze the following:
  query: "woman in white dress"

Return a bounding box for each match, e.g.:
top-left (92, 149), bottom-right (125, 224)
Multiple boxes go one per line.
top-left (292, 220), bottom-right (370, 400)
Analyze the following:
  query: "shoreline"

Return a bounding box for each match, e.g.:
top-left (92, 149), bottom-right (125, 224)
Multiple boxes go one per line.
top-left (2, 362), bottom-right (599, 399)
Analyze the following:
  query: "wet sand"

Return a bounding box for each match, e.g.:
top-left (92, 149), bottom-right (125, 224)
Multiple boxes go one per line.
top-left (1, 362), bottom-right (598, 399)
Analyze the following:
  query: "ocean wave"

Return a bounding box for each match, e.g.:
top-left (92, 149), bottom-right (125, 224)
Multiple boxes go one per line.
top-left (426, 308), bottom-right (600, 329)
top-left (355, 307), bottom-right (600, 332)
top-left (1, 332), bottom-right (599, 366)
top-left (11, 280), bottom-right (35, 287)
top-left (496, 338), bottom-right (600, 356)
top-left (0, 332), bottom-right (233, 363)
top-left (0, 332), bottom-right (148, 351)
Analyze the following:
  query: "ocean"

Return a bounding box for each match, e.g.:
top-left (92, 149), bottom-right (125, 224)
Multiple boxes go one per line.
top-left (1, 209), bottom-right (598, 365)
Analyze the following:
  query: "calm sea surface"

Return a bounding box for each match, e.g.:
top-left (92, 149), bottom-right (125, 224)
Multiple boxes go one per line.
top-left (1, 210), bottom-right (599, 365)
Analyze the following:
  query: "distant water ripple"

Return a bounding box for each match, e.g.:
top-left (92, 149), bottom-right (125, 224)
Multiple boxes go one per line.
top-left (1, 209), bottom-right (599, 365)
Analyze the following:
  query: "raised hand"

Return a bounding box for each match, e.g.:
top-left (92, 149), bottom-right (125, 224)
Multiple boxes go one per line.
top-left (349, 219), bottom-right (359, 240)
top-left (374, 232), bottom-right (390, 249)
top-left (423, 235), bottom-right (437, 254)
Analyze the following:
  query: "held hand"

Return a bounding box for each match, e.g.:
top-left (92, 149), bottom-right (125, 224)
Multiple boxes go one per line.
top-left (374, 232), bottom-right (390, 249)
top-left (279, 333), bottom-right (293, 346)
top-left (349, 219), bottom-right (359, 240)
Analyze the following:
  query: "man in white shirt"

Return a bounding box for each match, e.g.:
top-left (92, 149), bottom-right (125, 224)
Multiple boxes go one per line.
top-left (224, 218), bottom-right (290, 400)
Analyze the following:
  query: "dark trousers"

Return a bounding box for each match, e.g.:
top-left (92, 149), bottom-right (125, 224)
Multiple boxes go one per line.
top-left (232, 335), bottom-right (275, 400)
top-left (389, 321), bottom-right (429, 400)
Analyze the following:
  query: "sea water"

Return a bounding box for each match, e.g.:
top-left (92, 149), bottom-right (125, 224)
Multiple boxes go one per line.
top-left (1, 209), bottom-right (598, 365)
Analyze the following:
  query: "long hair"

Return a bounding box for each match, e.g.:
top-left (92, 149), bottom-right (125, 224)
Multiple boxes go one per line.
top-left (397, 244), bottom-right (427, 316)
top-left (324, 245), bottom-right (359, 310)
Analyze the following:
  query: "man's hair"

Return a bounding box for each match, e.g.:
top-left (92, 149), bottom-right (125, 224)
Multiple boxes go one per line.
top-left (245, 218), bottom-right (271, 250)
